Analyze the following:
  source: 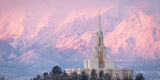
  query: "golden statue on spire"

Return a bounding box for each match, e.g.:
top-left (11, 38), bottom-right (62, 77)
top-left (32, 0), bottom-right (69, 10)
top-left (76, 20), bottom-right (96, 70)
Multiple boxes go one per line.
top-left (98, 9), bottom-right (100, 16)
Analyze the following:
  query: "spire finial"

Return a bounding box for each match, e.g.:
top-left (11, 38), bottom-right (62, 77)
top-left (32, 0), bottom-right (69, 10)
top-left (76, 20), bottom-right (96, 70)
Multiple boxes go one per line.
top-left (97, 9), bottom-right (102, 32)
top-left (98, 9), bottom-right (100, 27)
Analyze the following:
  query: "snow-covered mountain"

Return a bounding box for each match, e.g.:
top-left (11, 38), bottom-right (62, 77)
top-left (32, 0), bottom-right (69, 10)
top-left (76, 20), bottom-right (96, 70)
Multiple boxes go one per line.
top-left (0, 7), bottom-right (160, 80)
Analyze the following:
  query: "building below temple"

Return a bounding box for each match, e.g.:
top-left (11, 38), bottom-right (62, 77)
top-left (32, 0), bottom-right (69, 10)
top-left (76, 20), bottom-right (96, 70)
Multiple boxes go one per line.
top-left (65, 10), bottom-right (133, 80)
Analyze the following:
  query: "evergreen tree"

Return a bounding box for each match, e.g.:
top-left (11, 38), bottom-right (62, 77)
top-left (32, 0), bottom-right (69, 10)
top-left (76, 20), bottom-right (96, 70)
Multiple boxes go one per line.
top-left (99, 70), bottom-right (104, 80)
top-left (135, 73), bottom-right (145, 80)
top-left (0, 76), bottom-right (5, 80)
top-left (70, 72), bottom-right (78, 80)
top-left (79, 71), bottom-right (89, 80)
top-left (51, 65), bottom-right (62, 80)
top-left (43, 72), bottom-right (50, 80)
top-left (52, 65), bottom-right (62, 74)
top-left (61, 70), bottom-right (69, 80)
top-left (37, 75), bottom-right (42, 80)
top-left (90, 69), bottom-right (97, 80)
top-left (104, 73), bottom-right (111, 80)
top-left (32, 75), bottom-right (42, 80)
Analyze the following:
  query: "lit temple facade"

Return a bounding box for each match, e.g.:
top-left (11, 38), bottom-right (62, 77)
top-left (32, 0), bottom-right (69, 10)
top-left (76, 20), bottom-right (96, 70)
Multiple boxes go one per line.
top-left (84, 18), bottom-right (115, 69)
top-left (65, 10), bottom-right (133, 80)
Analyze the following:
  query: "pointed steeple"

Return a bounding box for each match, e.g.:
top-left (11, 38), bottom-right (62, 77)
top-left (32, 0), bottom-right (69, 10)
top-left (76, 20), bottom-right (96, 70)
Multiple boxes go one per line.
top-left (96, 9), bottom-right (102, 33)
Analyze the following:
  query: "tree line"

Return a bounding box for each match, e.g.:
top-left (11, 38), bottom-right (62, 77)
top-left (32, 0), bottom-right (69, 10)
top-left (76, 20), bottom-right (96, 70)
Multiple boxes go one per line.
top-left (31, 65), bottom-right (145, 80)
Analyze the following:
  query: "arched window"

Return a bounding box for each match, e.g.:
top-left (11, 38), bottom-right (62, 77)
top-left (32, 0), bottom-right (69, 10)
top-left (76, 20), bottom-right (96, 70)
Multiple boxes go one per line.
top-left (98, 51), bottom-right (103, 68)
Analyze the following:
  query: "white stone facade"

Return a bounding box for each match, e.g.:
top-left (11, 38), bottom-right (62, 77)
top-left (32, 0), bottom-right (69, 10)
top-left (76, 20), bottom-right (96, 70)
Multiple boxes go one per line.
top-left (65, 68), bottom-right (133, 80)
top-left (65, 12), bottom-right (133, 80)
top-left (84, 24), bottom-right (115, 69)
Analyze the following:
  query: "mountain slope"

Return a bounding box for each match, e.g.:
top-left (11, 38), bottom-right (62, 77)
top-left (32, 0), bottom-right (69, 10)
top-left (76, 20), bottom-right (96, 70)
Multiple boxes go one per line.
top-left (0, 7), bottom-right (160, 80)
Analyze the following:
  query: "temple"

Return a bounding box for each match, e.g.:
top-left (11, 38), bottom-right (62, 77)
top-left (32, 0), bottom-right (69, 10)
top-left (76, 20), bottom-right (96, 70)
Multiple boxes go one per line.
top-left (65, 10), bottom-right (133, 80)
top-left (84, 10), bottom-right (115, 69)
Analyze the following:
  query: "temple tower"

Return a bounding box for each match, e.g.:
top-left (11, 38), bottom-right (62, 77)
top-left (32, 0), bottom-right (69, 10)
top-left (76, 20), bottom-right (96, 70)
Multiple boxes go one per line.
top-left (84, 10), bottom-right (115, 69)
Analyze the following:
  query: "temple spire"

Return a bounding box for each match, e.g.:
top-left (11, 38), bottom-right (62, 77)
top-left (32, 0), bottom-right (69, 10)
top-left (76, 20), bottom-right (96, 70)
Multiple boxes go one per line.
top-left (97, 9), bottom-right (102, 32)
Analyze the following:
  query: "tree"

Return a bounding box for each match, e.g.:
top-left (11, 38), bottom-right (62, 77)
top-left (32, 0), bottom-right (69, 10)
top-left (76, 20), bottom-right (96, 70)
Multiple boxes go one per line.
top-left (90, 69), bottom-right (97, 80)
top-left (99, 70), bottom-right (104, 80)
top-left (51, 65), bottom-right (62, 80)
top-left (70, 72), bottom-right (78, 80)
top-left (61, 70), bottom-right (69, 80)
top-left (104, 73), bottom-right (111, 80)
top-left (79, 71), bottom-right (89, 80)
top-left (37, 75), bottom-right (42, 80)
top-left (0, 76), bottom-right (5, 80)
top-left (116, 77), bottom-right (120, 80)
top-left (33, 78), bottom-right (37, 80)
top-left (32, 75), bottom-right (42, 80)
top-left (43, 72), bottom-right (50, 80)
top-left (32, 66), bottom-right (64, 80)
top-left (52, 65), bottom-right (62, 74)
top-left (135, 73), bottom-right (145, 80)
